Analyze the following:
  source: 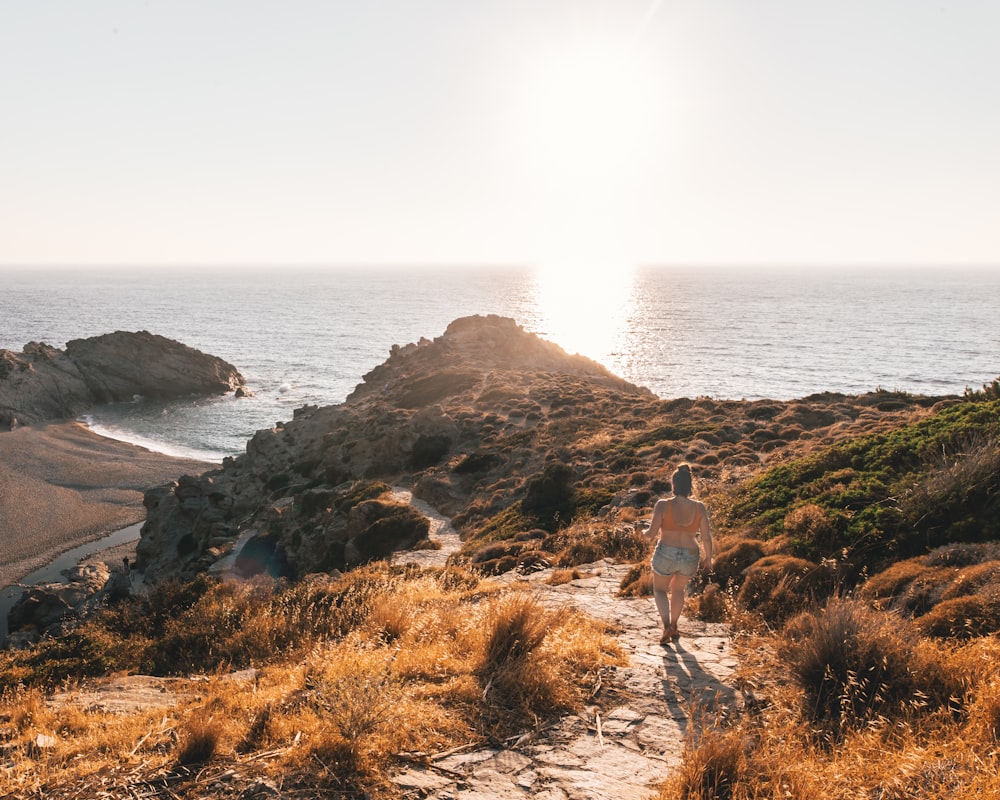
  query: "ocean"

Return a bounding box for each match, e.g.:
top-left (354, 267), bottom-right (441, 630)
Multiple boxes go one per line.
top-left (1, 265), bottom-right (998, 462)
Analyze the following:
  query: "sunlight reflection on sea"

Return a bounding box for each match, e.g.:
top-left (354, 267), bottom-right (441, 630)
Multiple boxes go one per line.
top-left (1, 265), bottom-right (997, 458)
top-left (530, 264), bottom-right (637, 367)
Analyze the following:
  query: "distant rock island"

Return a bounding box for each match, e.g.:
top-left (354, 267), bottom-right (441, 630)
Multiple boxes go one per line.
top-left (0, 331), bottom-right (249, 429)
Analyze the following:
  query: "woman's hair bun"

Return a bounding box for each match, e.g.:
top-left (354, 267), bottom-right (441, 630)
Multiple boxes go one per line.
top-left (671, 463), bottom-right (694, 496)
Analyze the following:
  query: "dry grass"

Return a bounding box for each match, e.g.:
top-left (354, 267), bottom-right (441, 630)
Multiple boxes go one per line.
top-left (655, 626), bottom-right (1000, 800)
top-left (689, 583), bottom-right (729, 623)
top-left (176, 715), bottom-right (219, 765)
top-left (0, 565), bottom-right (623, 797)
top-left (546, 567), bottom-right (582, 585)
top-left (779, 597), bottom-right (960, 731)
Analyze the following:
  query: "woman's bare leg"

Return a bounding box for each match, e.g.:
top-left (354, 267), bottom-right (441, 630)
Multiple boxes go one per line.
top-left (652, 571), bottom-right (672, 635)
top-left (668, 573), bottom-right (691, 633)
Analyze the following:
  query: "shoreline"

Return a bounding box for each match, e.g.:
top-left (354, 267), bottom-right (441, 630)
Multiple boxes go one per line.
top-left (0, 420), bottom-right (213, 591)
top-left (0, 522), bottom-right (144, 641)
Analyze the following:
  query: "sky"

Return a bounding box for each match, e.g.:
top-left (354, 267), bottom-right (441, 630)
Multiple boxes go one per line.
top-left (2, 1), bottom-right (998, 270)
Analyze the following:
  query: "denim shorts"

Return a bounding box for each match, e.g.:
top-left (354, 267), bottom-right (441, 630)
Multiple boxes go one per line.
top-left (651, 544), bottom-right (700, 577)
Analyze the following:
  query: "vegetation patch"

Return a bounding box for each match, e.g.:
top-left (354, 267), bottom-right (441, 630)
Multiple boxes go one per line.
top-left (0, 564), bottom-right (624, 796)
top-left (724, 398), bottom-right (1000, 569)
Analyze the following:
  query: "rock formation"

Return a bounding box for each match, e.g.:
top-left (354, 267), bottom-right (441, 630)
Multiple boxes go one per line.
top-left (5, 563), bottom-right (120, 647)
top-left (0, 331), bottom-right (248, 429)
top-left (134, 315), bottom-right (652, 583)
top-left (132, 314), bottom-right (940, 586)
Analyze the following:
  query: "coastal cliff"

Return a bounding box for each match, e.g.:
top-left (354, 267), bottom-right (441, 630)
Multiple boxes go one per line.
top-left (134, 315), bottom-right (653, 581)
top-left (0, 330), bottom-right (248, 429)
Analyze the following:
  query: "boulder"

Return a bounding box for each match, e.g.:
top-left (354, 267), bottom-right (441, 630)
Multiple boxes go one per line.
top-left (133, 474), bottom-right (240, 582)
top-left (6, 563), bottom-right (111, 641)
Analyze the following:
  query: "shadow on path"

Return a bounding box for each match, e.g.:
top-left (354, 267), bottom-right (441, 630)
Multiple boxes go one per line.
top-left (661, 636), bottom-right (739, 720)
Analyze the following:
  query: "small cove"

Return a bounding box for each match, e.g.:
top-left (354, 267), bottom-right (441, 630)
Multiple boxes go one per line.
top-left (0, 522), bottom-right (142, 642)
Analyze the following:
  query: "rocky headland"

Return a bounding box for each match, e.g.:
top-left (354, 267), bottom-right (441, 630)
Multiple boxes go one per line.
top-left (1, 331), bottom-right (250, 635)
top-left (130, 314), bottom-right (948, 588)
top-left (0, 330), bottom-right (249, 430)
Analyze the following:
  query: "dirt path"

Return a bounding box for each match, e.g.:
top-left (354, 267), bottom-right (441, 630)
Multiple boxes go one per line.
top-left (391, 494), bottom-right (743, 800)
top-left (44, 494), bottom-right (742, 799)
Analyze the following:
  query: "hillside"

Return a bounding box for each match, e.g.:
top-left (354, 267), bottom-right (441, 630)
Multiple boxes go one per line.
top-left (129, 314), bottom-right (949, 589)
top-left (3, 316), bottom-right (999, 799)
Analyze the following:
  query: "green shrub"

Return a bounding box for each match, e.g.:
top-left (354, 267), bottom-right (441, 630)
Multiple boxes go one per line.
top-left (725, 398), bottom-right (1000, 573)
top-left (521, 461), bottom-right (576, 531)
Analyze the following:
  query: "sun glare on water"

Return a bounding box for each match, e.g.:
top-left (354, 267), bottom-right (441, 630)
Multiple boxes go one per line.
top-left (531, 263), bottom-right (636, 367)
top-left (507, 21), bottom-right (664, 353)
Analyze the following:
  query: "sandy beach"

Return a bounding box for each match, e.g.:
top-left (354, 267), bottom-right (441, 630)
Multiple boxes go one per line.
top-left (0, 421), bottom-right (213, 589)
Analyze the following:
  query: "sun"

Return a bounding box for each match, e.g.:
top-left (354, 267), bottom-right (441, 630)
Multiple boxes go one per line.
top-left (531, 262), bottom-right (637, 368)
top-left (512, 32), bottom-right (663, 184)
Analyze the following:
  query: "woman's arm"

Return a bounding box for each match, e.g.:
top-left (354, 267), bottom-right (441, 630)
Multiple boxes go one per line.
top-left (641, 499), bottom-right (667, 542)
top-left (699, 503), bottom-right (714, 570)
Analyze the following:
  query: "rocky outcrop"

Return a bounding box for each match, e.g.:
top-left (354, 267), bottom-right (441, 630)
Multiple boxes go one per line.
top-left (5, 563), bottom-right (124, 646)
top-left (0, 331), bottom-right (248, 429)
top-left (132, 314), bottom-right (941, 587)
top-left (134, 315), bottom-right (652, 583)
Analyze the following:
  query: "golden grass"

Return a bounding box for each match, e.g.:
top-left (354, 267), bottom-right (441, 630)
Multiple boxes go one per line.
top-left (176, 714), bottom-right (219, 765)
top-left (547, 567), bottom-right (582, 585)
top-left (655, 611), bottom-right (1000, 800)
top-left (0, 564), bottom-right (624, 797)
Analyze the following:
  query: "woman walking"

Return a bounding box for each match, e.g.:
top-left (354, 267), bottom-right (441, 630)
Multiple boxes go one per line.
top-left (641, 463), bottom-right (714, 645)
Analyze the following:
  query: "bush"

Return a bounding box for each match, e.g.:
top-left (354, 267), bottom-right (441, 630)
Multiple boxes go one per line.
top-left (780, 597), bottom-right (958, 731)
top-left (939, 561), bottom-right (1000, 601)
top-left (901, 431), bottom-right (1000, 540)
top-left (552, 523), bottom-right (648, 568)
top-left (710, 539), bottom-right (765, 588)
top-left (783, 503), bottom-right (844, 556)
top-left (176, 716), bottom-right (219, 765)
top-left (664, 727), bottom-right (746, 800)
top-left (725, 398), bottom-right (1000, 571)
top-left (476, 592), bottom-right (574, 735)
top-left (692, 584), bottom-right (728, 623)
top-left (521, 461), bottom-right (576, 530)
top-left (737, 556), bottom-right (835, 623)
top-left (917, 585), bottom-right (1000, 639)
top-left (618, 562), bottom-right (652, 597)
top-left (13, 629), bottom-right (135, 689)
top-left (858, 558), bottom-right (940, 610)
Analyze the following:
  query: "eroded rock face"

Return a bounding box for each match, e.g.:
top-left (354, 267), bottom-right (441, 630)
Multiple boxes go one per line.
top-left (134, 315), bottom-right (650, 583)
top-left (0, 331), bottom-right (248, 428)
top-left (6, 564), bottom-right (114, 644)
